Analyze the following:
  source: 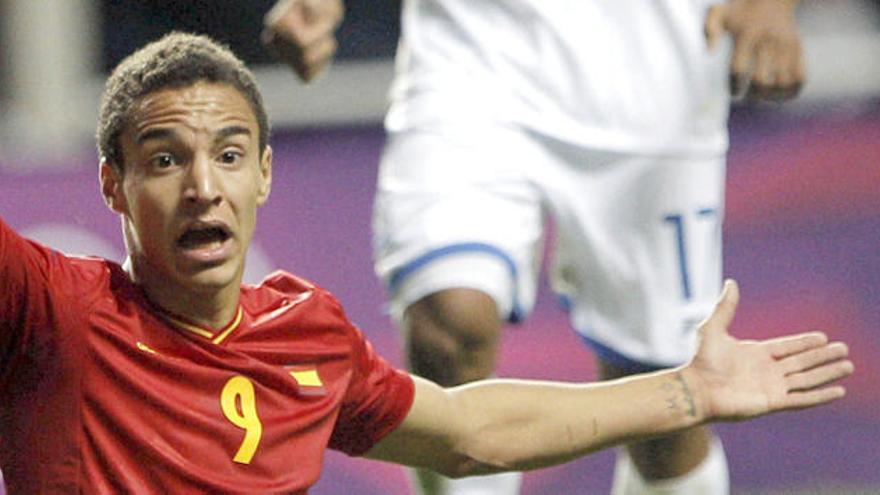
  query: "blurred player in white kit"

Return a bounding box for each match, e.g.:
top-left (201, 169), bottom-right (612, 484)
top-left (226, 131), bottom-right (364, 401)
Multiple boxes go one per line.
top-left (264, 0), bottom-right (806, 493)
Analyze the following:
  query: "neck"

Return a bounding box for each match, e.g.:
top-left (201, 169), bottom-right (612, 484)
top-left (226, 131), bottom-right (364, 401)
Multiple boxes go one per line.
top-left (124, 257), bottom-right (241, 330)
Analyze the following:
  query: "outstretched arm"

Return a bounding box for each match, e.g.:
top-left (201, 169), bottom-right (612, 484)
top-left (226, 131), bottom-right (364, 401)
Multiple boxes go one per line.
top-left (263, 0), bottom-right (344, 82)
top-left (366, 280), bottom-right (853, 477)
top-left (705, 0), bottom-right (805, 100)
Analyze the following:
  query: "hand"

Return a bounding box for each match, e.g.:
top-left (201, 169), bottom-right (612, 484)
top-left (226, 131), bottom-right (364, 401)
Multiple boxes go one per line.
top-left (263, 0), bottom-right (344, 83)
top-left (704, 0), bottom-right (806, 100)
top-left (684, 280), bottom-right (854, 422)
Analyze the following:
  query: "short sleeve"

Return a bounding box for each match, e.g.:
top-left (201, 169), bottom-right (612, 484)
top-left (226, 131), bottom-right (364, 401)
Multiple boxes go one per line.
top-left (328, 321), bottom-right (415, 456)
top-left (1, 218), bottom-right (50, 362)
top-left (0, 218), bottom-right (88, 378)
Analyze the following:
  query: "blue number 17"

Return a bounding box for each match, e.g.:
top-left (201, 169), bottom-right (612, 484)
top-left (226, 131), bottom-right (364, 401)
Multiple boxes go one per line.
top-left (663, 208), bottom-right (718, 301)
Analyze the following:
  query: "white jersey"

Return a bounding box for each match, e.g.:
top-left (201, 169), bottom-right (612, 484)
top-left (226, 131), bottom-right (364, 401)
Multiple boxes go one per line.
top-left (386, 0), bottom-right (730, 156)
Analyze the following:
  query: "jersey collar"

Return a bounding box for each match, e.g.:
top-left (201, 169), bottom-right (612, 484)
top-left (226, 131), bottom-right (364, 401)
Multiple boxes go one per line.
top-left (159, 306), bottom-right (244, 345)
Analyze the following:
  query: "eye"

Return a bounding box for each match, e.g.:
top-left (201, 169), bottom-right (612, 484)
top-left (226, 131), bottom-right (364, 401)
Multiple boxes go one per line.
top-left (219, 150), bottom-right (243, 165)
top-left (151, 153), bottom-right (177, 169)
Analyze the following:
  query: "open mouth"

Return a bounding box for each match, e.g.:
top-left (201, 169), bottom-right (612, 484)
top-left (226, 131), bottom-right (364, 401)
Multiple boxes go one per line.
top-left (177, 222), bottom-right (232, 251)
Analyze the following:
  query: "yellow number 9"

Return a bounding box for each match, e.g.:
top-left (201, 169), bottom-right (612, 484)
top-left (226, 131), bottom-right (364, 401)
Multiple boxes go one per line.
top-left (221, 376), bottom-right (263, 464)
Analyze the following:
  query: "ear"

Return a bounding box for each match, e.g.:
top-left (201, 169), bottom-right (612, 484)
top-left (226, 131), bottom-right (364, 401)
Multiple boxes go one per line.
top-left (100, 159), bottom-right (128, 214)
top-left (256, 145), bottom-right (273, 206)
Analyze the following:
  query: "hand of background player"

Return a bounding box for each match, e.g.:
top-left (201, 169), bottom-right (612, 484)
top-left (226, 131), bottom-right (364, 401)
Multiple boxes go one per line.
top-left (263, 0), bottom-right (344, 82)
top-left (704, 0), bottom-right (805, 101)
top-left (684, 280), bottom-right (853, 424)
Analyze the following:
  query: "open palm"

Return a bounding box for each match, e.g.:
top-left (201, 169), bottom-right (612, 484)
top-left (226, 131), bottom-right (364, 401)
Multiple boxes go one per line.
top-left (686, 280), bottom-right (853, 422)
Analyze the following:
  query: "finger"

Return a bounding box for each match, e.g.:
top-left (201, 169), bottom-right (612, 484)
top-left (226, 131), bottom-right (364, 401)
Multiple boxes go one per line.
top-left (704, 5), bottom-right (726, 51)
top-left (309, 0), bottom-right (344, 30)
top-left (747, 40), bottom-right (778, 100)
top-left (265, 0), bottom-right (297, 29)
top-left (785, 359), bottom-right (854, 392)
top-left (307, 37), bottom-right (337, 65)
top-left (754, 36), bottom-right (806, 101)
top-left (263, 12), bottom-right (336, 82)
top-left (780, 386), bottom-right (847, 411)
top-left (294, 0), bottom-right (344, 41)
top-left (266, 0), bottom-right (337, 47)
top-left (730, 33), bottom-right (757, 97)
top-left (263, 0), bottom-right (342, 83)
top-left (263, 29), bottom-right (312, 80)
top-left (778, 342), bottom-right (849, 375)
top-left (302, 10), bottom-right (344, 42)
top-left (300, 37), bottom-right (338, 81)
top-left (779, 49), bottom-right (807, 100)
top-left (265, 0), bottom-right (308, 44)
top-left (275, 11), bottom-right (325, 47)
top-left (301, 0), bottom-right (322, 23)
top-left (770, 41), bottom-right (798, 98)
top-left (778, 29), bottom-right (806, 100)
top-left (765, 331), bottom-right (828, 359)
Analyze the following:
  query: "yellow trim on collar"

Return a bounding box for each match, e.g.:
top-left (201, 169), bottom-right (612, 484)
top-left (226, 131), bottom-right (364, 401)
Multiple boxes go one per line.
top-left (162, 306), bottom-right (244, 344)
top-left (212, 308), bottom-right (244, 344)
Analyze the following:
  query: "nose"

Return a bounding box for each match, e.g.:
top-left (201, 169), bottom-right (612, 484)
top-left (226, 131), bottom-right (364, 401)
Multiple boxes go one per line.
top-left (183, 154), bottom-right (221, 206)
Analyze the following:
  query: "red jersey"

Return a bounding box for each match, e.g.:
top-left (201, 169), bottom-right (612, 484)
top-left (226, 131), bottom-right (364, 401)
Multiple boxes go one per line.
top-left (0, 218), bottom-right (415, 494)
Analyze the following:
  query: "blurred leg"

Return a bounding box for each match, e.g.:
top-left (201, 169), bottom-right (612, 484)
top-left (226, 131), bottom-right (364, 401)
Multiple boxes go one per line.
top-left (403, 288), bottom-right (522, 495)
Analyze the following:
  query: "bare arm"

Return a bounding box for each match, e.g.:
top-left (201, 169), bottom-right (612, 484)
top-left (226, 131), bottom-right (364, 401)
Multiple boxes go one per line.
top-left (367, 367), bottom-right (707, 477)
top-left (705, 0), bottom-right (805, 100)
top-left (366, 280), bottom-right (853, 477)
top-left (262, 0), bottom-right (344, 82)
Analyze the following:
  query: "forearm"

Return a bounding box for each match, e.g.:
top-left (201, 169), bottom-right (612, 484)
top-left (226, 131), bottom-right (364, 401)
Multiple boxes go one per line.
top-left (449, 367), bottom-right (705, 474)
top-left (370, 282), bottom-right (852, 477)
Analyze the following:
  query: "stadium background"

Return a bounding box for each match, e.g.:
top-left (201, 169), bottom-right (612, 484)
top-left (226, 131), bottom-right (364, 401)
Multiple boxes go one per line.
top-left (0, 1), bottom-right (877, 493)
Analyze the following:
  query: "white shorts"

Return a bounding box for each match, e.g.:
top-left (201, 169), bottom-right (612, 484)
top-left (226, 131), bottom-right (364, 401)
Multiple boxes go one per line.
top-left (373, 125), bottom-right (726, 370)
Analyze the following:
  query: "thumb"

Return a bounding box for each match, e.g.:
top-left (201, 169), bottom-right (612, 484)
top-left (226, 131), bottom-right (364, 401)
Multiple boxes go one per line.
top-left (704, 4), bottom-right (726, 51)
top-left (706, 279), bottom-right (740, 335)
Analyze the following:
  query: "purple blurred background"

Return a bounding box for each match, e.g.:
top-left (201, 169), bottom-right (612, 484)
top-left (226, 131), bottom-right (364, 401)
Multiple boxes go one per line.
top-left (0, 104), bottom-right (877, 494)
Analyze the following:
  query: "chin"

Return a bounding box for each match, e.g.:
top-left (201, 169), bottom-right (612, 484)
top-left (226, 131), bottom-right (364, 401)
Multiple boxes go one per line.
top-left (178, 262), bottom-right (242, 292)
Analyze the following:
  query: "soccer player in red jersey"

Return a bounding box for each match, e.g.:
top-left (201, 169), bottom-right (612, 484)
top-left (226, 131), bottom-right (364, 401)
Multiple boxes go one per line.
top-left (0, 32), bottom-right (853, 494)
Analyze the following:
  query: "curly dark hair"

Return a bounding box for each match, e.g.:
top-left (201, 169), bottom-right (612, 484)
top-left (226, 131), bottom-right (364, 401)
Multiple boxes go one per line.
top-left (97, 32), bottom-right (270, 170)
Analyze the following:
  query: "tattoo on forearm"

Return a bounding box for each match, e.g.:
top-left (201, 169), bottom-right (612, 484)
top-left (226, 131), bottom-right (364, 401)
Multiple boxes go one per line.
top-left (662, 381), bottom-right (680, 413)
top-left (661, 373), bottom-right (697, 418)
top-left (674, 372), bottom-right (697, 418)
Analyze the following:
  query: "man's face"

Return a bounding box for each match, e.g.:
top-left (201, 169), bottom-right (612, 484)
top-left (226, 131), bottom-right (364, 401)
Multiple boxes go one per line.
top-left (103, 81), bottom-right (272, 294)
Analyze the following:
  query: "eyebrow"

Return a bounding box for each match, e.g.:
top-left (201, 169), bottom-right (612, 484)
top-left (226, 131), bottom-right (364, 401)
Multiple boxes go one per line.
top-left (214, 126), bottom-right (252, 143)
top-left (134, 125), bottom-right (252, 146)
top-left (135, 127), bottom-right (176, 145)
